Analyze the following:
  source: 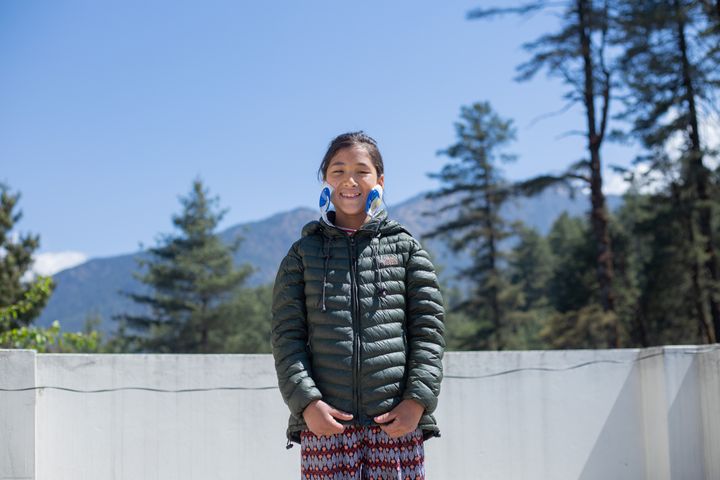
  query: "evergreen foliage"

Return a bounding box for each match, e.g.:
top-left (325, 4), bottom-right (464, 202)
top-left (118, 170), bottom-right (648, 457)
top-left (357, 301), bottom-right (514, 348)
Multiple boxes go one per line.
top-left (222, 284), bottom-right (273, 353)
top-left (614, 0), bottom-right (720, 342)
top-left (0, 183), bottom-right (104, 352)
top-left (469, 0), bottom-right (621, 347)
top-left (424, 101), bottom-right (519, 350)
top-left (116, 178), bottom-right (253, 353)
top-left (0, 183), bottom-right (55, 330)
top-left (503, 225), bottom-right (554, 349)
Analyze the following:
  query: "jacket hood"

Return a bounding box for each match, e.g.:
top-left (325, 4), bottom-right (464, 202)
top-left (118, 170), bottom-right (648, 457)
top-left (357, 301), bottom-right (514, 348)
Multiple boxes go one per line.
top-left (301, 209), bottom-right (411, 238)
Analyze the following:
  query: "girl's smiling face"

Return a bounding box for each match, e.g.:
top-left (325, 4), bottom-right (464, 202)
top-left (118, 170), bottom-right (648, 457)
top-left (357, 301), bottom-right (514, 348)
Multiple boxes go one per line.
top-left (325, 146), bottom-right (384, 229)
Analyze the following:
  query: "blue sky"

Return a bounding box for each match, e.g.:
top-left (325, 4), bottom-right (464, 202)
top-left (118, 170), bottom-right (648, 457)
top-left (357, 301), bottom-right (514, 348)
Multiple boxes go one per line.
top-left (1, 0), bottom-right (638, 273)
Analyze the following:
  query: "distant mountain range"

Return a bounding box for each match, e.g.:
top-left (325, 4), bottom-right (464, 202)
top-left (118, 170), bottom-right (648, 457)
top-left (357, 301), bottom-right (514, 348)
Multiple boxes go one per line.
top-left (36, 188), bottom-right (622, 333)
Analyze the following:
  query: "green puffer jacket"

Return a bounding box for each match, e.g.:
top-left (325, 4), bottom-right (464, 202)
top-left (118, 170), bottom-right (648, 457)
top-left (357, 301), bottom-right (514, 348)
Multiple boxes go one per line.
top-left (271, 209), bottom-right (445, 447)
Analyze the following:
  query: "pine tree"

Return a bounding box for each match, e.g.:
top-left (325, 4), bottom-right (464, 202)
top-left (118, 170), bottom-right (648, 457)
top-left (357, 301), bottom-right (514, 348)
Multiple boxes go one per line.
top-left (116, 179), bottom-right (252, 353)
top-left (469, 1), bottom-right (621, 347)
top-left (424, 101), bottom-right (517, 350)
top-left (222, 284), bottom-right (273, 353)
top-left (540, 213), bottom-right (613, 348)
top-left (615, 0), bottom-right (720, 342)
top-left (0, 182), bottom-right (54, 331)
top-left (546, 213), bottom-right (597, 314)
top-left (616, 188), bottom-right (708, 345)
top-left (606, 190), bottom-right (645, 345)
top-left (508, 226), bottom-right (553, 312)
top-left (504, 225), bottom-right (555, 349)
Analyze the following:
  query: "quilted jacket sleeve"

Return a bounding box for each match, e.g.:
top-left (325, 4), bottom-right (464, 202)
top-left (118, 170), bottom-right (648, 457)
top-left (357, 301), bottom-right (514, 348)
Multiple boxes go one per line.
top-left (271, 241), bottom-right (323, 418)
top-left (402, 238), bottom-right (446, 414)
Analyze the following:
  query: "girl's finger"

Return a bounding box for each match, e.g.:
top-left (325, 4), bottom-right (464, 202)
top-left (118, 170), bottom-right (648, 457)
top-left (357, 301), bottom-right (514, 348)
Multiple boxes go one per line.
top-left (329, 408), bottom-right (353, 419)
top-left (317, 418), bottom-right (344, 436)
top-left (374, 412), bottom-right (396, 424)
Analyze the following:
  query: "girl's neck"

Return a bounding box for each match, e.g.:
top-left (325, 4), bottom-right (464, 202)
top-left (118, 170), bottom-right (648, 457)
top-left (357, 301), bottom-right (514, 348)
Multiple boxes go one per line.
top-left (334, 211), bottom-right (370, 231)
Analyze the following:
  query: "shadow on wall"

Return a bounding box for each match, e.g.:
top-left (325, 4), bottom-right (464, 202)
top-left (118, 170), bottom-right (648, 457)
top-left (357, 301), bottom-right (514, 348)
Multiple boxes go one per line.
top-left (578, 353), bottom-right (707, 480)
top-left (577, 362), bottom-right (644, 480)
top-left (667, 355), bottom-right (704, 478)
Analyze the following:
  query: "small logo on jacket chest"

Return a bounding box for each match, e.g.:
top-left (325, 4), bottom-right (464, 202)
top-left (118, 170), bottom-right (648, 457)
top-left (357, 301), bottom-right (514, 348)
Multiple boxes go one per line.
top-left (379, 255), bottom-right (400, 267)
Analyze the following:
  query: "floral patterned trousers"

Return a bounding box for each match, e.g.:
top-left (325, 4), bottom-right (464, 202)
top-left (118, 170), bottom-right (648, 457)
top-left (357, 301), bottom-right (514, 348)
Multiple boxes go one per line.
top-left (300, 425), bottom-right (425, 480)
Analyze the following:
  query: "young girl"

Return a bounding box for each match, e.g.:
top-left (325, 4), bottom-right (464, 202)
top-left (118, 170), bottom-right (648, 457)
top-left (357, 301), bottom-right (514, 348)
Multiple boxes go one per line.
top-left (271, 131), bottom-right (445, 480)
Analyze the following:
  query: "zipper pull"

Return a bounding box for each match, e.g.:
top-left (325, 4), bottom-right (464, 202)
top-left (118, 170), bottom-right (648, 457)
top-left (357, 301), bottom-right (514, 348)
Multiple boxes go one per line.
top-left (286, 439), bottom-right (294, 449)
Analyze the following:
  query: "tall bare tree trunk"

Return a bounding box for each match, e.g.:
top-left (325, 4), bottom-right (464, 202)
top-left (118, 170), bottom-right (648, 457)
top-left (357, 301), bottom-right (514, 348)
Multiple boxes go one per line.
top-left (578, 0), bottom-right (618, 347)
top-left (675, 0), bottom-right (720, 342)
top-left (484, 182), bottom-right (503, 350)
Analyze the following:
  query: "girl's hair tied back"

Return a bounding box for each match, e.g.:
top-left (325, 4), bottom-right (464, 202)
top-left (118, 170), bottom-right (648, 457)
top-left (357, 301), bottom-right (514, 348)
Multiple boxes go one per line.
top-left (318, 131), bottom-right (384, 181)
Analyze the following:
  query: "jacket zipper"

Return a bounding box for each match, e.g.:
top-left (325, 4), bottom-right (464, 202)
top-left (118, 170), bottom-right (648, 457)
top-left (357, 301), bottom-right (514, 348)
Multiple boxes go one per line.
top-left (348, 236), bottom-right (361, 420)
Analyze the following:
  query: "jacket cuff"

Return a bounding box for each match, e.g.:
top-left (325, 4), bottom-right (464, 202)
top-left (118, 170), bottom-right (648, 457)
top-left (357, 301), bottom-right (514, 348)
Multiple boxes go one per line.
top-left (402, 389), bottom-right (436, 414)
top-left (290, 389), bottom-right (323, 418)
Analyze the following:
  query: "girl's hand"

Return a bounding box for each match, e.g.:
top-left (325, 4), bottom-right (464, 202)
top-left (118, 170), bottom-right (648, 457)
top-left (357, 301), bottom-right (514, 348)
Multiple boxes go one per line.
top-left (373, 399), bottom-right (425, 439)
top-left (302, 399), bottom-right (354, 436)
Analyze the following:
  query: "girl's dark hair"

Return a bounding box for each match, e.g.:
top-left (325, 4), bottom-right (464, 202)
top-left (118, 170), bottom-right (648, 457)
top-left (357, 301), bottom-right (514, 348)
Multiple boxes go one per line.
top-left (318, 131), bottom-right (384, 181)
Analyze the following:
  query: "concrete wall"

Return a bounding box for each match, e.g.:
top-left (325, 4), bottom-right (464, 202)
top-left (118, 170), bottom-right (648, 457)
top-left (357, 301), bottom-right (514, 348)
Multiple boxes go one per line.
top-left (0, 350), bottom-right (35, 480)
top-left (1, 346), bottom-right (718, 480)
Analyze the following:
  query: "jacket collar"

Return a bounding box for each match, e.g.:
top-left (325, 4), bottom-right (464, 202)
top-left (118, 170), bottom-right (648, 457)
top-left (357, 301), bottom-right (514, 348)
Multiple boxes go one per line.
top-left (302, 209), bottom-right (409, 239)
